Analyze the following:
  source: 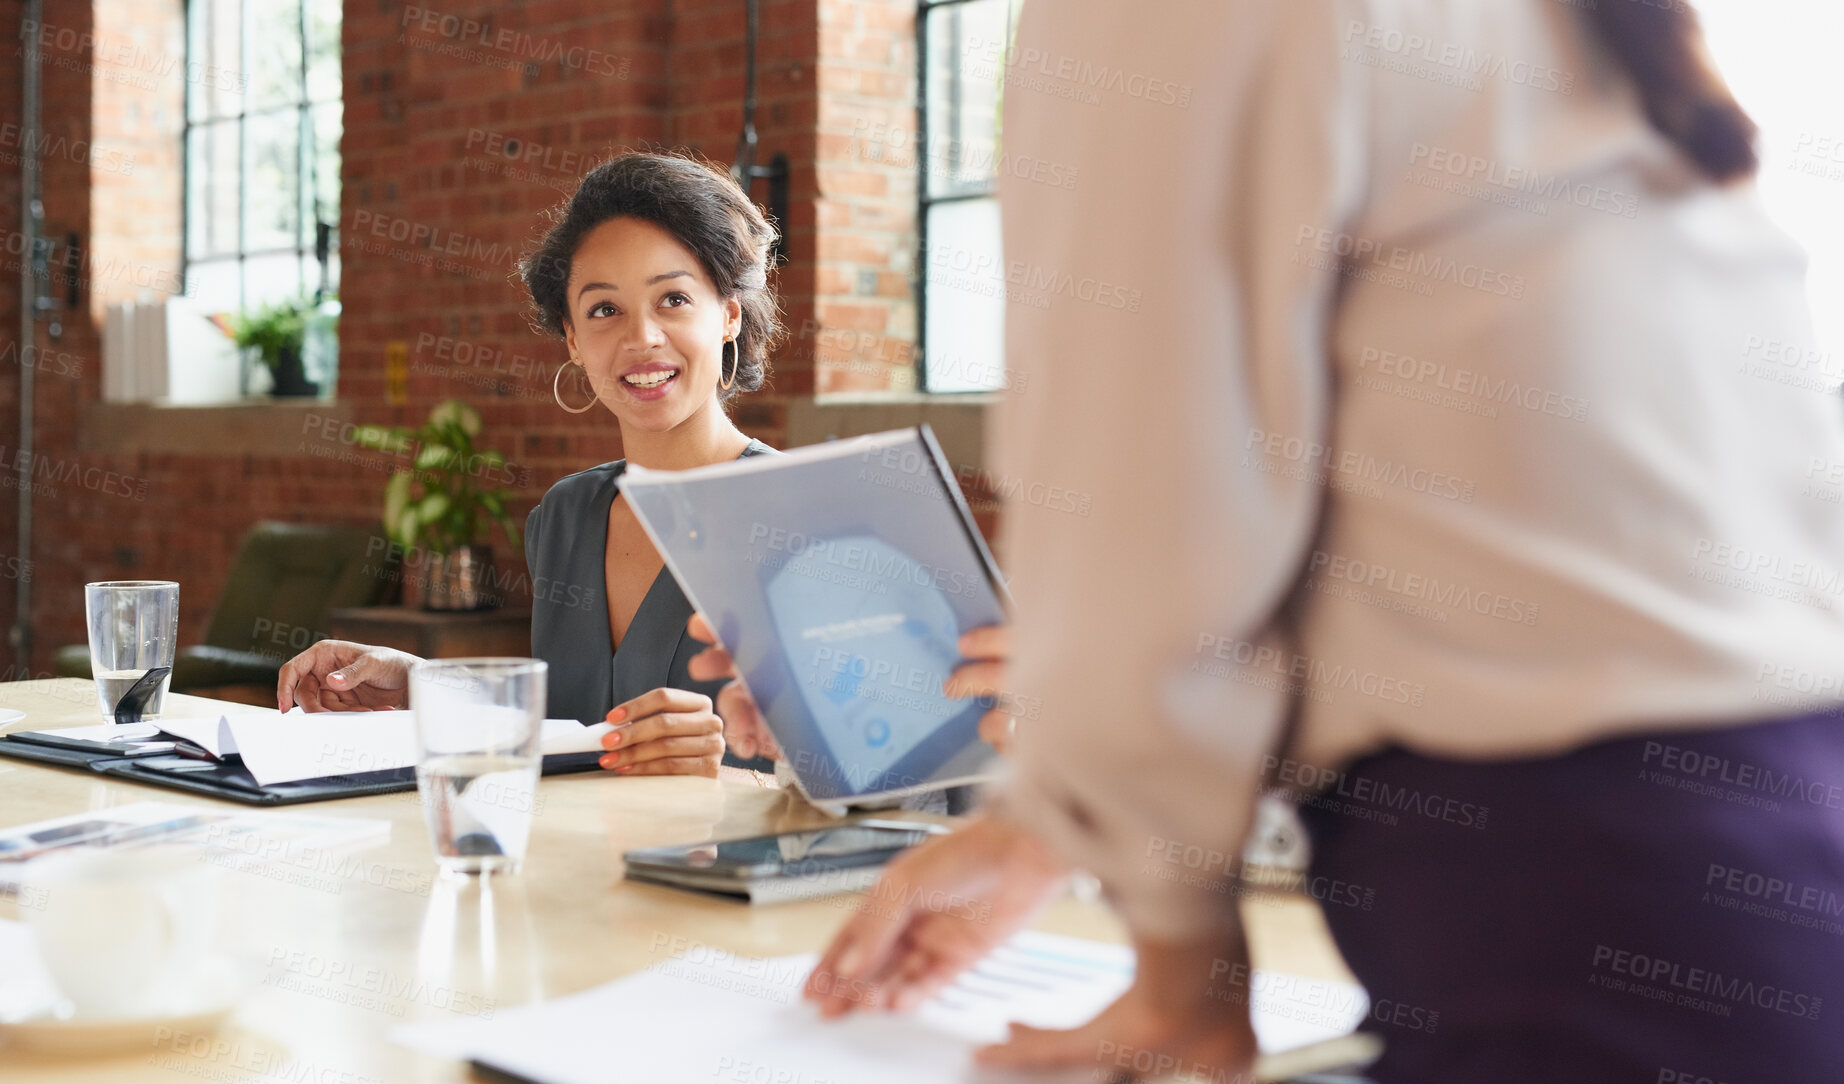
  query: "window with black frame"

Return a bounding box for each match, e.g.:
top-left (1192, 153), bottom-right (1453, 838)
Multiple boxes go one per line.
top-left (917, 0), bottom-right (1015, 393)
top-left (184, 0), bottom-right (342, 318)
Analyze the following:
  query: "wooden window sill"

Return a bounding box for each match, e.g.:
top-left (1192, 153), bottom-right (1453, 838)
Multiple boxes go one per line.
top-left (77, 399), bottom-right (353, 457)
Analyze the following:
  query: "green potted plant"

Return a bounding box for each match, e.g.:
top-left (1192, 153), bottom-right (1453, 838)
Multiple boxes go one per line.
top-left (229, 297), bottom-right (317, 397)
top-left (356, 400), bottom-right (522, 611)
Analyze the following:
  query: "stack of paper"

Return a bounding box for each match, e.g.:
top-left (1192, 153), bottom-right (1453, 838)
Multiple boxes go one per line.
top-left (393, 930), bottom-right (1378, 1082)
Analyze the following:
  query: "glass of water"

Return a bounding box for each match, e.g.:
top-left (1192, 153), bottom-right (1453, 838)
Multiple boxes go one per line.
top-left (84, 581), bottom-right (179, 722)
top-left (410, 658), bottom-right (547, 876)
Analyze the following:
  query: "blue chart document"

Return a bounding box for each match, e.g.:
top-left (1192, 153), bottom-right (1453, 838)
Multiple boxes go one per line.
top-left (620, 427), bottom-right (1008, 806)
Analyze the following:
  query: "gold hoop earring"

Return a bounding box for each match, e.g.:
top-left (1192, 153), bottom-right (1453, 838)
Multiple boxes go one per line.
top-left (720, 339), bottom-right (738, 392)
top-left (553, 362), bottom-right (596, 414)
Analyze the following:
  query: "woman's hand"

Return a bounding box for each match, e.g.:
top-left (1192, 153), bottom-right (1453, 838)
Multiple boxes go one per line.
top-left (687, 615), bottom-right (1019, 759)
top-left (599, 687), bottom-right (726, 777)
top-left (976, 931), bottom-right (1258, 1080)
top-left (277, 640), bottom-right (419, 712)
top-left (941, 624), bottom-right (1017, 753)
top-left (685, 613), bottom-right (780, 761)
top-left (804, 816), bottom-right (1069, 1017)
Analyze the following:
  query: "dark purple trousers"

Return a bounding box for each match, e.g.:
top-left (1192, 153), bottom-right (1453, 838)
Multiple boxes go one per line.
top-left (1297, 709), bottom-right (1844, 1084)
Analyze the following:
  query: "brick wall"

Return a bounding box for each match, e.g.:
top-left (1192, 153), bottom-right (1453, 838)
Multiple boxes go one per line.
top-left (0, 0), bottom-right (931, 673)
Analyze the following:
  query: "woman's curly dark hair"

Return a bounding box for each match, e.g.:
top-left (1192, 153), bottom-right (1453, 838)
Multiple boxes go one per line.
top-left (520, 152), bottom-right (780, 400)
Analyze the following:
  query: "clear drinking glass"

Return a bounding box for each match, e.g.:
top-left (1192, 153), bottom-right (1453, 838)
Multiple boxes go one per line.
top-left (411, 658), bottom-right (547, 876)
top-left (83, 581), bottom-right (180, 722)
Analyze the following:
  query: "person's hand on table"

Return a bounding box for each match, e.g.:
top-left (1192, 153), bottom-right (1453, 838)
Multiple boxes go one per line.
top-left (941, 624), bottom-right (1017, 753)
top-left (686, 613), bottom-right (780, 761)
top-left (277, 640), bottom-right (419, 712)
top-left (803, 815), bottom-right (1069, 1016)
top-left (976, 930), bottom-right (1258, 1080)
top-left (599, 687), bottom-right (725, 777)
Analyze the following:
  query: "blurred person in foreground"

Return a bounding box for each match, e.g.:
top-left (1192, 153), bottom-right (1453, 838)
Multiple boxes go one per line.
top-left (798, 1), bottom-right (1844, 1079)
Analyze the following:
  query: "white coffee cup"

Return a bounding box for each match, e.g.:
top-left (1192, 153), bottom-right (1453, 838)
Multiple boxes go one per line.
top-left (20, 846), bottom-right (222, 1019)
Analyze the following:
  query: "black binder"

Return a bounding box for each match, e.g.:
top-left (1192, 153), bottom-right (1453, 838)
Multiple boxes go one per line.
top-left (0, 731), bottom-right (605, 807)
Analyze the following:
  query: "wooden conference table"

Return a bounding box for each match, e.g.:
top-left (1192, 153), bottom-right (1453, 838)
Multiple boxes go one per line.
top-left (0, 680), bottom-right (1355, 1082)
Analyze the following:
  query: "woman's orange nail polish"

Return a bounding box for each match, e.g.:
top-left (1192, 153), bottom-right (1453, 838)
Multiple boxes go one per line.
top-left (606, 707), bottom-right (627, 723)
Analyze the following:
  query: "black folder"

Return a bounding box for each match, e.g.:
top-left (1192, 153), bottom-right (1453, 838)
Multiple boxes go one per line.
top-left (0, 731), bottom-right (604, 806)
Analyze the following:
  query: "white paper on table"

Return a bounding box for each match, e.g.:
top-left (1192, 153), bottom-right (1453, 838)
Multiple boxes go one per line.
top-left (0, 919), bottom-right (60, 1021)
top-left (392, 930), bottom-right (1371, 1083)
top-left (21, 722), bottom-right (163, 742)
top-left (157, 715), bottom-right (243, 758)
top-left (226, 710), bottom-right (602, 786)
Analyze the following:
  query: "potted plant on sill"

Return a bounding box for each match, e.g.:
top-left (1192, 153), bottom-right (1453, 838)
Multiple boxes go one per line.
top-left (229, 297), bottom-right (319, 397)
top-left (357, 400), bottom-right (522, 611)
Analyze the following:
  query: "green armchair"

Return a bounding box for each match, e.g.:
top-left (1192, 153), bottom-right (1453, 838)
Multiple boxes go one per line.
top-left (55, 522), bottom-right (397, 692)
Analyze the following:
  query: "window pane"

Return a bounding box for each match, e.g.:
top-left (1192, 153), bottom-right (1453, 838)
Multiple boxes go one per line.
top-left (243, 251), bottom-right (305, 310)
top-left (190, 0), bottom-right (244, 122)
top-left (243, 108), bottom-right (301, 254)
top-left (245, 0), bottom-right (305, 113)
top-left (924, 197), bottom-right (1007, 393)
top-left (187, 120), bottom-right (240, 259)
top-left (310, 100), bottom-right (342, 244)
top-left (924, 0), bottom-right (1008, 199)
top-left (186, 259), bottom-right (241, 315)
top-left (306, 0), bottom-right (342, 102)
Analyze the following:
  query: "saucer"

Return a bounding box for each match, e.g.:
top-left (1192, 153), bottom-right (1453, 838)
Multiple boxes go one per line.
top-left (0, 958), bottom-right (239, 1055)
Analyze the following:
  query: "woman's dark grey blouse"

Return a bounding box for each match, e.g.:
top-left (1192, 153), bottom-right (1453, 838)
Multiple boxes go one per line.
top-left (524, 440), bottom-right (776, 767)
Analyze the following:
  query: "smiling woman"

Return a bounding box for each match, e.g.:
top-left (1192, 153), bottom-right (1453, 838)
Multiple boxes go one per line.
top-left (277, 153), bottom-right (789, 780)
